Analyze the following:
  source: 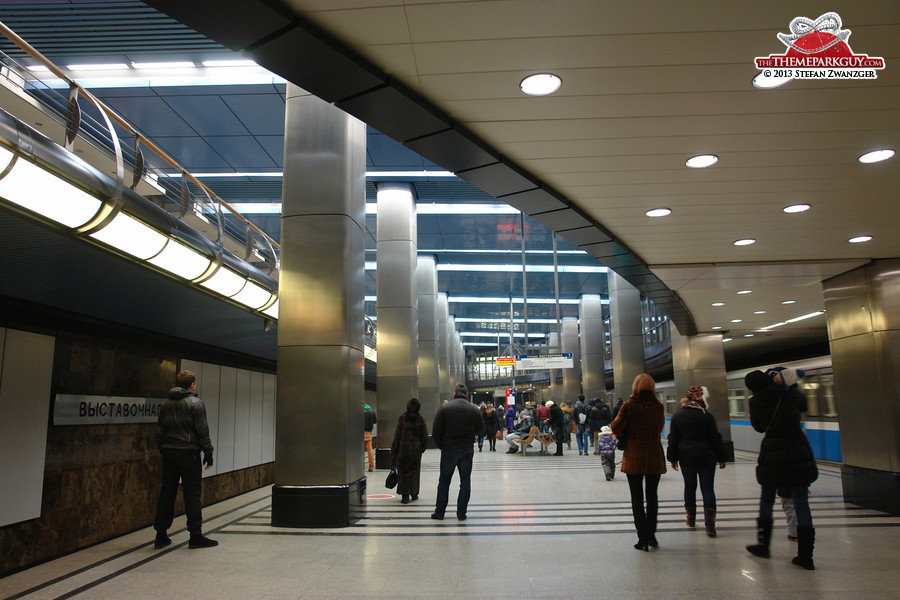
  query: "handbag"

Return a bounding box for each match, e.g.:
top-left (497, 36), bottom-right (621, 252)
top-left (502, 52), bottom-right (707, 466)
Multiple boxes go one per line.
top-left (494, 430), bottom-right (503, 440)
top-left (385, 463), bottom-right (398, 489)
top-left (615, 429), bottom-right (628, 451)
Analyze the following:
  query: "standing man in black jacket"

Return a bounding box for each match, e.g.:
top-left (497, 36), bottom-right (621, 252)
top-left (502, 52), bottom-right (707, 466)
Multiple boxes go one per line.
top-left (431, 384), bottom-right (484, 521)
top-left (153, 370), bottom-right (218, 549)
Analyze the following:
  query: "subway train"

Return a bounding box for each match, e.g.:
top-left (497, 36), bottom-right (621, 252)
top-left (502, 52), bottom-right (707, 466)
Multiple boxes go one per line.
top-left (656, 356), bottom-right (840, 462)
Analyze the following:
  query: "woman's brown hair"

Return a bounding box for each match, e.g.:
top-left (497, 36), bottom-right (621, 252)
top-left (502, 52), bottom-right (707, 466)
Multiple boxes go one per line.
top-left (631, 373), bottom-right (657, 398)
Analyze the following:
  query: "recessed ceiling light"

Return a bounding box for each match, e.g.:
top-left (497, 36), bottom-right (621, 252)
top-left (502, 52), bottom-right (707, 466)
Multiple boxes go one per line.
top-left (685, 154), bottom-right (718, 168)
top-left (752, 71), bottom-right (792, 89)
top-left (731, 319), bottom-right (742, 323)
top-left (712, 302), bottom-right (725, 307)
top-left (858, 149), bottom-right (895, 164)
top-left (849, 235), bottom-right (872, 243)
top-left (131, 61), bottom-right (195, 69)
top-left (645, 208), bottom-right (671, 217)
top-left (66, 63), bottom-right (129, 71)
top-left (723, 337), bottom-right (733, 343)
top-left (781, 300), bottom-right (796, 305)
top-left (737, 290), bottom-right (752, 295)
top-left (783, 204), bottom-right (810, 213)
top-left (520, 73), bottom-right (561, 96)
top-left (754, 310), bottom-right (767, 314)
top-left (744, 334), bottom-right (755, 337)
top-left (733, 238), bottom-right (756, 246)
top-left (711, 326), bottom-right (722, 330)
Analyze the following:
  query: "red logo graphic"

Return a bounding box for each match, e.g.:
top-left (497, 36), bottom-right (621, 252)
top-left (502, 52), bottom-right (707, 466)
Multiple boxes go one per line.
top-left (755, 12), bottom-right (885, 82)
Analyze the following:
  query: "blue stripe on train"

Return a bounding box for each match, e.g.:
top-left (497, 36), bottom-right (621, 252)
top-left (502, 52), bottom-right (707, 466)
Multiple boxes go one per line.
top-left (730, 420), bottom-right (842, 462)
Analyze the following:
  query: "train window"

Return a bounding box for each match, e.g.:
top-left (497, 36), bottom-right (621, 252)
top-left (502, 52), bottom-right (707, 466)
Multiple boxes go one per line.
top-left (729, 389), bottom-right (747, 417)
top-left (802, 382), bottom-right (820, 417)
top-left (665, 395), bottom-right (678, 415)
top-left (821, 374), bottom-right (838, 417)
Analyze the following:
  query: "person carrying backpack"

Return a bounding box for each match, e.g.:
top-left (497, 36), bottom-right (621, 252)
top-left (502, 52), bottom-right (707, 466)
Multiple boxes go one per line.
top-left (574, 395), bottom-right (590, 455)
top-left (589, 398), bottom-right (612, 454)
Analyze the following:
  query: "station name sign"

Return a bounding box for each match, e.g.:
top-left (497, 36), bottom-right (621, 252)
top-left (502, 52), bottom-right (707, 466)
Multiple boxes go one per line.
top-left (514, 353), bottom-right (574, 371)
top-left (54, 394), bottom-right (164, 425)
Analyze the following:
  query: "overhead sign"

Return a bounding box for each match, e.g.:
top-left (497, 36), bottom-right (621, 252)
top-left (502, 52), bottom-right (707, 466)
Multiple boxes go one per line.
top-left (515, 353), bottom-right (574, 370)
top-left (496, 357), bottom-right (515, 366)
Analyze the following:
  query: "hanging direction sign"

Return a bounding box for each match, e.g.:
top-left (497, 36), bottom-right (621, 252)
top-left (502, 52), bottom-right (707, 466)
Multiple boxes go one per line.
top-left (515, 353), bottom-right (573, 370)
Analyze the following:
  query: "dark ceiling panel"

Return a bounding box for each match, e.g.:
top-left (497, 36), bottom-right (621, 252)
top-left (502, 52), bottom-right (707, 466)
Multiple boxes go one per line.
top-left (144, 0), bottom-right (292, 53)
top-left (560, 227), bottom-right (612, 247)
top-left (529, 208), bottom-right (592, 232)
top-left (404, 127), bottom-right (498, 173)
top-left (243, 24), bottom-right (384, 104)
top-left (162, 95), bottom-right (249, 136)
top-left (500, 187), bottom-right (567, 215)
top-left (367, 132), bottom-right (428, 169)
top-left (457, 160), bottom-right (538, 198)
top-left (221, 94), bottom-right (286, 136)
top-left (337, 85), bottom-right (449, 144)
top-left (102, 95), bottom-right (190, 137)
top-left (256, 136), bottom-right (285, 167)
top-left (152, 136), bottom-right (227, 170)
top-left (204, 136), bottom-right (278, 170)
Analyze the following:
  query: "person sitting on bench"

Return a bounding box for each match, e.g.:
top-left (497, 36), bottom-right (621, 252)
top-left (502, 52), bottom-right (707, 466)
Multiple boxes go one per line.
top-left (505, 411), bottom-right (535, 454)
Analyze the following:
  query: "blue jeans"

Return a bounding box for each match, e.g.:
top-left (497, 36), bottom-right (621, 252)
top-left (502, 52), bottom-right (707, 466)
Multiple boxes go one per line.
top-left (680, 464), bottom-right (716, 512)
top-left (760, 485), bottom-right (812, 528)
top-left (434, 447), bottom-right (474, 518)
top-left (575, 424), bottom-right (589, 453)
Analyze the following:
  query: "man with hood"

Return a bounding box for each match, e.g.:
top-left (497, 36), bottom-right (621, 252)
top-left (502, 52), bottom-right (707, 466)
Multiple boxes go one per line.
top-left (153, 370), bottom-right (217, 549)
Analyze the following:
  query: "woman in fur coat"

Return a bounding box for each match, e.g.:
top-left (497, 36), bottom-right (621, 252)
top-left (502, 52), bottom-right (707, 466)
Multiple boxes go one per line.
top-left (390, 397), bottom-right (429, 504)
top-left (611, 373), bottom-right (666, 551)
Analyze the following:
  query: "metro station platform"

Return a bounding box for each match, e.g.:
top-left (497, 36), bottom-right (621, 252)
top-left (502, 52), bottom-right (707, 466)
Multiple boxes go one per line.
top-left (3, 449), bottom-right (897, 600)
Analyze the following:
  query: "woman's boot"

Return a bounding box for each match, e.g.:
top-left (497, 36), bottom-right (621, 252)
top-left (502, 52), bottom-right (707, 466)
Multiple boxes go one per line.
top-left (791, 526), bottom-right (815, 570)
top-left (746, 518), bottom-right (773, 558)
top-left (685, 509), bottom-right (696, 528)
top-left (704, 508), bottom-right (716, 537)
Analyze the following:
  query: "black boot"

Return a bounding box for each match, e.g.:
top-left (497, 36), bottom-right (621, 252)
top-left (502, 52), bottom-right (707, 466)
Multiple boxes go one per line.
top-left (746, 518), bottom-right (773, 558)
top-left (686, 509), bottom-right (696, 528)
top-left (633, 530), bottom-right (649, 552)
top-left (188, 534), bottom-right (219, 549)
top-left (791, 526), bottom-right (815, 570)
top-left (704, 507), bottom-right (716, 538)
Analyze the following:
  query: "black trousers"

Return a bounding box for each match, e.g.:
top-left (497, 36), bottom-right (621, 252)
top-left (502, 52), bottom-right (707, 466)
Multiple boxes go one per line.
top-left (626, 473), bottom-right (661, 536)
top-left (154, 448), bottom-right (203, 535)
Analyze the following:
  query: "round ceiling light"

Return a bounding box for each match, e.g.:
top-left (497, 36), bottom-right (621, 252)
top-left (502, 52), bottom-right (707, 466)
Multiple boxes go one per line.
top-left (858, 149), bottom-right (895, 164)
top-left (645, 208), bottom-right (671, 217)
top-left (783, 204), bottom-right (810, 213)
top-left (849, 235), bottom-right (872, 243)
top-left (733, 238), bottom-right (756, 246)
top-left (752, 71), bottom-right (792, 89)
top-left (685, 154), bottom-right (718, 168)
top-left (520, 73), bottom-right (562, 96)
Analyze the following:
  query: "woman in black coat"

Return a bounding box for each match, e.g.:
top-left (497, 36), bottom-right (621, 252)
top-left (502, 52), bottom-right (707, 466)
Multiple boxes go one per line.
top-left (744, 369), bottom-right (818, 570)
top-left (482, 402), bottom-right (501, 451)
top-left (546, 400), bottom-right (566, 456)
top-left (390, 397), bottom-right (429, 504)
top-left (666, 386), bottom-right (727, 537)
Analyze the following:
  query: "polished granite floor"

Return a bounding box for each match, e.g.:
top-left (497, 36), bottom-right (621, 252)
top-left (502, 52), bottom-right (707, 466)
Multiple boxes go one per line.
top-left (3, 446), bottom-right (898, 600)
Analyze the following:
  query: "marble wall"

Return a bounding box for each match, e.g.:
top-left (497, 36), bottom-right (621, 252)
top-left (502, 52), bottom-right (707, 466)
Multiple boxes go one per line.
top-left (0, 334), bottom-right (275, 575)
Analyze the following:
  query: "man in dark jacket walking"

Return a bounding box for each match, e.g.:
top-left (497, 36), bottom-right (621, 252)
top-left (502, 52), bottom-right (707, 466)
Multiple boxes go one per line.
top-left (153, 370), bottom-right (217, 549)
top-left (431, 384), bottom-right (484, 521)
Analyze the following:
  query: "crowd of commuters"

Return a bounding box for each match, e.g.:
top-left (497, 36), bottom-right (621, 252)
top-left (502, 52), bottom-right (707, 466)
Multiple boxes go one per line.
top-left (361, 367), bottom-right (816, 571)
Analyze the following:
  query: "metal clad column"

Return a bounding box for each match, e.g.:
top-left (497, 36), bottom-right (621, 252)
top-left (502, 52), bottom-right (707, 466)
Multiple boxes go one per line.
top-left (438, 293), bottom-right (451, 401)
top-left (562, 316), bottom-right (581, 401)
top-left (417, 256), bottom-right (439, 424)
top-left (608, 272), bottom-right (644, 402)
top-left (579, 295), bottom-right (605, 399)
top-left (273, 86), bottom-right (366, 528)
top-left (670, 324), bottom-right (734, 459)
top-left (824, 259), bottom-right (900, 514)
top-left (375, 183), bottom-right (418, 468)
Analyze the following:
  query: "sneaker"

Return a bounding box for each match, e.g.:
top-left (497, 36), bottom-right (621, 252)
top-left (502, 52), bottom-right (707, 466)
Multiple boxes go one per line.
top-left (506, 448), bottom-right (518, 454)
top-left (153, 534), bottom-right (171, 549)
top-left (430, 513), bottom-right (444, 520)
top-left (188, 534), bottom-right (219, 549)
